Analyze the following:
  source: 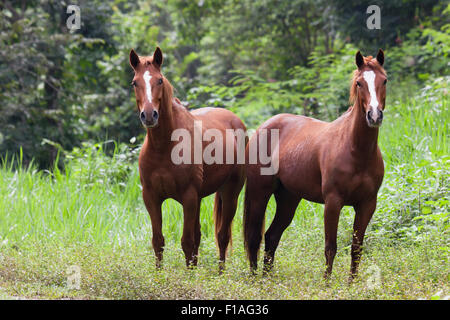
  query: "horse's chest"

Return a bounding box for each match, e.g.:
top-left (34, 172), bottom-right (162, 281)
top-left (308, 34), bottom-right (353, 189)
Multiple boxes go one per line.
top-left (147, 170), bottom-right (178, 197)
top-left (139, 157), bottom-right (201, 200)
top-left (349, 172), bottom-right (379, 194)
top-left (332, 168), bottom-right (383, 203)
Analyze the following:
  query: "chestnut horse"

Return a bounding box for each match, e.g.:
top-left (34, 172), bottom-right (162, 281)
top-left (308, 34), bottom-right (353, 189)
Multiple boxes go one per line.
top-left (243, 50), bottom-right (387, 280)
top-left (129, 47), bottom-right (246, 269)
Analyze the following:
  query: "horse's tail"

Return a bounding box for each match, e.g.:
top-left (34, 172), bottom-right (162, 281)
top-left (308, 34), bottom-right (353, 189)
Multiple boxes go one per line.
top-left (213, 192), bottom-right (232, 255)
top-left (243, 182), bottom-right (265, 263)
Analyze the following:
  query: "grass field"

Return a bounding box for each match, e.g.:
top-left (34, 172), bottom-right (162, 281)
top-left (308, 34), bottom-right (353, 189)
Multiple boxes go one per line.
top-left (0, 86), bottom-right (448, 299)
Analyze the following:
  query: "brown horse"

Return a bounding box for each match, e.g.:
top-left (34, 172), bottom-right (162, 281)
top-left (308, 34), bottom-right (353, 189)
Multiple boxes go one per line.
top-left (243, 50), bottom-right (387, 280)
top-left (129, 47), bottom-right (246, 269)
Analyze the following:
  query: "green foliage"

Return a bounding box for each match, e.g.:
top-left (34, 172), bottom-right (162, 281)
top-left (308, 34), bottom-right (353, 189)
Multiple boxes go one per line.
top-left (370, 80), bottom-right (449, 242)
top-left (64, 140), bottom-right (139, 187)
top-left (388, 22), bottom-right (450, 84)
top-left (0, 0), bottom-right (115, 168)
top-left (373, 157), bottom-right (449, 241)
top-left (333, 0), bottom-right (440, 50)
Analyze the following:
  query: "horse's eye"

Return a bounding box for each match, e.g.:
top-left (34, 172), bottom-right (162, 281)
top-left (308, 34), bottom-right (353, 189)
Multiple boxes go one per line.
top-left (158, 78), bottom-right (163, 85)
top-left (131, 80), bottom-right (137, 87)
top-left (356, 81), bottom-right (361, 87)
top-left (383, 79), bottom-right (387, 85)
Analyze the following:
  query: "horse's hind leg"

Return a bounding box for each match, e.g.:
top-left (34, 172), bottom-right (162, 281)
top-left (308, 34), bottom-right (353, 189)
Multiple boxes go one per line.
top-left (215, 171), bottom-right (244, 271)
top-left (215, 191), bottom-right (236, 271)
top-left (192, 198), bottom-right (202, 266)
top-left (243, 176), bottom-right (274, 273)
top-left (181, 187), bottom-right (200, 268)
top-left (263, 186), bottom-right (300, 273)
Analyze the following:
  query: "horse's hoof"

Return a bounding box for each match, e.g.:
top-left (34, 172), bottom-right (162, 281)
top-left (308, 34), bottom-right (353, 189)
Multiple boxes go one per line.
top-left (249, 265), bottom-right (258, 276)
top-left (263, 255), bottom-right (274, 275)
top-left (323, 270), bottom-right (332, 281)
top-left (348, 273), bottom-right (357, 285)
top-left (218, 260), bottom-right (225, 274)
top-left (262, 264), bottom-right (273, 276)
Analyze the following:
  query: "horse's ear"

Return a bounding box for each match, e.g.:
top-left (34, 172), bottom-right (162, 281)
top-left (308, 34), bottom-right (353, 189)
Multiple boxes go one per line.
top-left (129, 49), bottom-right (140, 70)
top-left (153, 47), bottom-right (163, 69)
top-left (355, 51), bottom-right (364, 69)
top-left (376, 48), bottom-right (384, 66)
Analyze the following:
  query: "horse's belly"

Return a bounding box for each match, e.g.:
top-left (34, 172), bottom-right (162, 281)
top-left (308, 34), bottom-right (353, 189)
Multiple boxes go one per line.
top-left (278, 143), bottom-right (324, 203)
top-left (280, 167), bottom-right (324, 203)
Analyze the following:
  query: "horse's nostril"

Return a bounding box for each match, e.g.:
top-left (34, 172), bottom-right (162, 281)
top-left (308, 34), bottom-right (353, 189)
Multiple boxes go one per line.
top-left (367, 110), bottom-right (374, 123)
top-left (140, 111), bottom-right (146, 121)
top-left (378, 110), bottom-right (383, 120)
top-left (153, 110), bottom-right (159, 120)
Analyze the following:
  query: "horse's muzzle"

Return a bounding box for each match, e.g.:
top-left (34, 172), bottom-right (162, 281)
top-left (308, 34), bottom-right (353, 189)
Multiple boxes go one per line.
top-left (366, 109), bottom-right (383, 128)
top-left (140, 110), bottom-right (159, 128)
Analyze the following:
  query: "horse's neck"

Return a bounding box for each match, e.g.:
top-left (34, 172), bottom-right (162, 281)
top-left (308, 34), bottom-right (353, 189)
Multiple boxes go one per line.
top-left (146, 99), bottom-right (175, 150)
top-left (146, 99), bottom-right (190, 151)
top-left (346, 101), bottom-right (379, 156)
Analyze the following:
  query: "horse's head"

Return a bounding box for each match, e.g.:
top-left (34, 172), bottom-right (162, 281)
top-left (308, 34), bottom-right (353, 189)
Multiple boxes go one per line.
top-left (351, 49), bottom-right (387, 128)
top-left (129, 47), bottom-right (166, 128)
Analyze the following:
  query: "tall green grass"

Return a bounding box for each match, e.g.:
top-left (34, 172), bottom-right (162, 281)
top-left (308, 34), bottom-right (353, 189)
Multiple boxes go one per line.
top-left (0, 141), bottom-right (220, 248)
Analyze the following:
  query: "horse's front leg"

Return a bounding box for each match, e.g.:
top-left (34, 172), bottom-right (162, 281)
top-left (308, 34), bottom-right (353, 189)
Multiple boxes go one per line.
top-left (350, 198), bottom-right (377, 281)
top-left (143, 188), bottom-right (164, 268)
top-left (323, 194), bottom-right (344, 280)
top-left (181, 187), bottom-right (201, 267)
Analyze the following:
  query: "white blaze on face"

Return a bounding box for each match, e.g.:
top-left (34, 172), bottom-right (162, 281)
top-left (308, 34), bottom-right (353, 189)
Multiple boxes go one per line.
top-left (363, 70), bottom-right (379, 120)
top-left (143, 71), bottom-right (152, 104)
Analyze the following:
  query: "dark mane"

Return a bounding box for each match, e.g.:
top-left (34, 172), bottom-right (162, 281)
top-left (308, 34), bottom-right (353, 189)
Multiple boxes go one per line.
top-left (349, 55), bottom-right (387, 105)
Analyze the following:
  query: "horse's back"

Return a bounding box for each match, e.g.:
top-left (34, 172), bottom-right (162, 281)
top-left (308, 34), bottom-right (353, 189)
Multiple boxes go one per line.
top-left (257, 113), bottom-right (326, 134)
top-left (191, 107), bottom-right (246, 131)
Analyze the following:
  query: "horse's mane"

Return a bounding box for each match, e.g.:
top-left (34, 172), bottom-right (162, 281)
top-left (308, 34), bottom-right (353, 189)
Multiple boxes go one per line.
top-left (161, 75), bottom-right (174, 118)
top-left (162, 75), bottom-right (173, 103)
top-left (163, 78), bottom-right (189, 110)
top-left (349, 56), bottom-right (387, 105)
